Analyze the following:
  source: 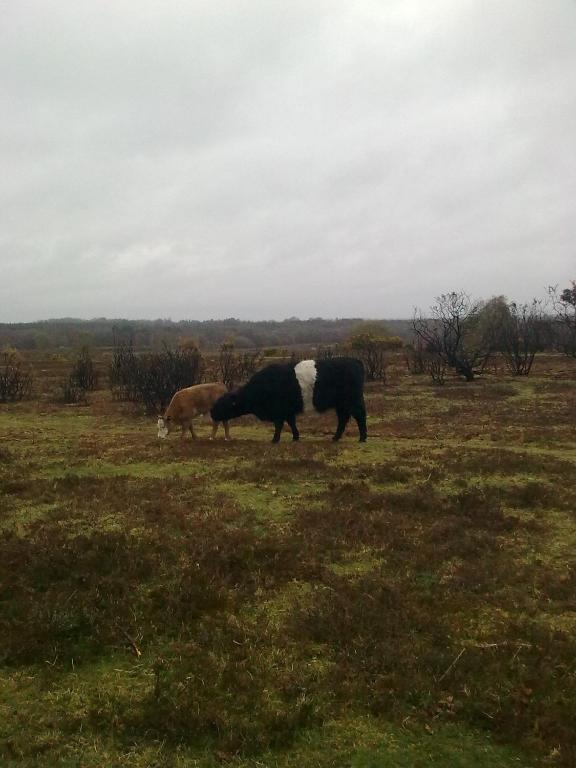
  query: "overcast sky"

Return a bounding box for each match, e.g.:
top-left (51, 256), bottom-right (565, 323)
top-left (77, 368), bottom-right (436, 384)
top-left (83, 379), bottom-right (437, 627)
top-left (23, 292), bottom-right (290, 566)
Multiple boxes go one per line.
top-left (1, 0), bottom-right (574, 322)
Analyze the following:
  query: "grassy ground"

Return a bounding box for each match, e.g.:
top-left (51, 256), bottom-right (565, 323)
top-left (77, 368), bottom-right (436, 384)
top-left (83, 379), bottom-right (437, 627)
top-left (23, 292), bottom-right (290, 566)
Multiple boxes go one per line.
top-left (1, 353), bottom-right (576, 766)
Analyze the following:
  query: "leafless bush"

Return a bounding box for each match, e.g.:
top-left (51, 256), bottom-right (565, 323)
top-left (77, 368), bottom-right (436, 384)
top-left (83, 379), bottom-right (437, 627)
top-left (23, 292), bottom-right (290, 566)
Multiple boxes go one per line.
top-left (499, 301), bottom-right (548, 375)
top-left (316, 345), bottom-right (335, 360)
top-left (59, 378), bottom-right (88, 404)
top-left (426, 354), bottom-right (447, 385)
top-left (236, 350), bottom-right (261, 382)
top-left (0, 348), bottom-right (33, 402)
top-left (218, 341), bottom-right (262, 389)
top-left (109, 340), bottom-right (139, 401)
top-left (109, 341), bottom-right (204, 412)
top-left (413, 292), bottom-right (490, 382)
top-left (548, 282), bottom-right (576, 358)
top-left (404, 338), bottom-right (427, 375)
top-left (69, 346), bottom-right (99, 391)
top-left (347, 333), bottom-right (402, 382)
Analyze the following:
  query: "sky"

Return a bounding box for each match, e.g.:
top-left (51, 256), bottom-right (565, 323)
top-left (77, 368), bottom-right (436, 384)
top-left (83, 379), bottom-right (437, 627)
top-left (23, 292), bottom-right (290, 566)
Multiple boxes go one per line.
top-left (1, 0), bottom-right (574, 322)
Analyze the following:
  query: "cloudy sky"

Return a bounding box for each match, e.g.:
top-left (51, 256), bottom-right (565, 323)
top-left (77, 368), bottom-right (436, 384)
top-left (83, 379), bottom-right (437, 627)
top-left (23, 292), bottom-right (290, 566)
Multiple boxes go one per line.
top-left (1, 0), bottom-right (574, 322)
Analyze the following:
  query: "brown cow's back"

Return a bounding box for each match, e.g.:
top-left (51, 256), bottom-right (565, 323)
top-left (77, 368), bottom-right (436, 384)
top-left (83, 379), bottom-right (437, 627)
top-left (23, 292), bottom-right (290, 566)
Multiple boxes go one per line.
top-left (165, 382), bottom-right (227, 422)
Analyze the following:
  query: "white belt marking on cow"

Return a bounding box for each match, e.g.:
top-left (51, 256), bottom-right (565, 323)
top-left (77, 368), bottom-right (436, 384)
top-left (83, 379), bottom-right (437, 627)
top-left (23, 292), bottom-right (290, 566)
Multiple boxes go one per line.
top-left (294, 360), bottom-right (317, 412)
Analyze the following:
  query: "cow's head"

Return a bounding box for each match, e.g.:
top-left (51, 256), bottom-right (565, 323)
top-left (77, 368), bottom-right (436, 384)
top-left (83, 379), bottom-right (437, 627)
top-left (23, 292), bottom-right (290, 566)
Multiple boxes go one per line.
top-left (210, 389), bottom-right (245, 422)
top-left (157, 415), bottom-right (169, 439)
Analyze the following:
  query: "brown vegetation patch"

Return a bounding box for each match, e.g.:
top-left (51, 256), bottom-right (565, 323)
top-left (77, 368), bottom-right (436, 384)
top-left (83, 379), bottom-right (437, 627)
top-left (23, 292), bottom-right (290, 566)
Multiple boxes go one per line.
top-left (223, 453), bottom-right (328, 483)
top-left (440, 447), bottom-right (576, 482)
top-left (0, 486), bottom-right (309, 666)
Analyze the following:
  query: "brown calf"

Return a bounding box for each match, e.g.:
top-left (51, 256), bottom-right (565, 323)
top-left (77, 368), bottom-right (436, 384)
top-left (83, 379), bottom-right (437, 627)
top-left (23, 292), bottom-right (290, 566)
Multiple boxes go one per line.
top-left (157, 383), bottom-right (231, 441)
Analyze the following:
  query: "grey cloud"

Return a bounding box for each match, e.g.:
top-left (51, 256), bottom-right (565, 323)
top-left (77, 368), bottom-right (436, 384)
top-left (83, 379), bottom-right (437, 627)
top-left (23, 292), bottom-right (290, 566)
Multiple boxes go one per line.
top-left (0, 0), bottom-right (574, 321)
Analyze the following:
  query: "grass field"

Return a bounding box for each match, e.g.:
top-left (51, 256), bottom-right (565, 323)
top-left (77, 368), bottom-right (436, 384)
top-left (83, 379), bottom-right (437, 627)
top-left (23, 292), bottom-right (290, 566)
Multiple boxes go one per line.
top-left (1, 352), bottom-right (576, 767)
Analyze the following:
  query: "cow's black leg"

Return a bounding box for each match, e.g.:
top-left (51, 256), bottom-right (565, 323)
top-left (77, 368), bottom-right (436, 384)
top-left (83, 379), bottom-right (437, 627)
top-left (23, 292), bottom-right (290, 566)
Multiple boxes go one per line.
top-left (272, 421), bottom-right (284, 443)
top-left (332, 409), bottom-right (350, 441)
top-left (351, 397), bottom-right (368, 442)
top-left (286, 415), bottom-right (300, 441)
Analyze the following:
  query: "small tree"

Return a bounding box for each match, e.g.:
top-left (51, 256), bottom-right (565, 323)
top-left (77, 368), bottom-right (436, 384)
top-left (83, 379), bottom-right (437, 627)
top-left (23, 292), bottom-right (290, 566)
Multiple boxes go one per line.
top-left (59, 378), bottom-right (88, 405)
top-left (218, 340), bottom-right (261, 389)
top-left (404, 337), bottom-right (427, 375)
top-left (109, 339), bottom-right (139, 401)
top-left (218, 340), bottom-right (237, 389)
top-left (317, 345), bottom-right (337, 360)
top-left (348, 332), bottom-right (388, 382)
top-left (548, 282), bottom-right (576, 358)
top-left (236, 350), bottom-right (261, 383)
top-left (498, 300), bottom-right (547, 375)
top-left (413, 292), bottom-right (490, 382)
top-left (0, 347), bottom-right (33, 402)
top-left (135, 345), bottom-right (204, 413)
top-left (108, 339), bottom-right (204, 412)
top-left (69, 346), bottom-right (99, 391)
top-left (347, 323), bottom-right (403, 383)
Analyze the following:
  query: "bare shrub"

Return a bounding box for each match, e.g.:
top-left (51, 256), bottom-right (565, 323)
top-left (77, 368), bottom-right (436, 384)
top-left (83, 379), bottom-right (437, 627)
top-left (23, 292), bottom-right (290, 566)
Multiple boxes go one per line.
top-left (69, 346), bottom-right (99, 391)
top-left (427, 354), bottom-right (447, 385)
top-left (58, 378), bottom-right (88, 404)
top-left (404, 338), bottom-right (427, 375)
top-left (135, 346), bottom-right (204, 413)
top-left (109, 339), bottom-right (139, 401)
top-left (109, 340), bottom-right (204, 412)
top-left (498, 300), bottom-right (548, 375)
top-left (347, 329), bottom-right (402, 382)
top-left (548, 282), bottom-right (576, 358)
top-left (218, 340), bottom-right (262, 389)
top-left (413, 292), bottom-right (491, 382)
top-left (0, 347), bottom-right (33, 402)
top-left (316, 345), bottom-right (334, 360)
top-left (236, 350), bottom-right (261, 382)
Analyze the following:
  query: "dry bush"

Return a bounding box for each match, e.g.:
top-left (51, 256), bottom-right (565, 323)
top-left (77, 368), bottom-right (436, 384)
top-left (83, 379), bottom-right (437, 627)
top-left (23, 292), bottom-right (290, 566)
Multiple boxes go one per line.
top-left (413, 292), bottom-right (491, 382)
top-left (549, 282), bottom-right (576, 358)
top-left (58, 377), bottom-right (88, 404)
top-left (218, 340), bottom-right (261, 389)
top-left (404, 338), bottom-right (427, 375)
top-left (109, 340), bottom-right (204, 412)
top-left (0, 347), bottom-right (33, 402)
top-left (497, 301), bottom-right (549, 375)
top-left (69, 346), bottom-right (99, 391)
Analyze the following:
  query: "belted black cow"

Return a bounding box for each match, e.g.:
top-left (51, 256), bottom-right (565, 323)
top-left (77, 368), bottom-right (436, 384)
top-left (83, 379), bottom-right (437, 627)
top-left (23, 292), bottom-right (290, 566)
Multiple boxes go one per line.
top-left (210, 358), bottom-right (367, 443)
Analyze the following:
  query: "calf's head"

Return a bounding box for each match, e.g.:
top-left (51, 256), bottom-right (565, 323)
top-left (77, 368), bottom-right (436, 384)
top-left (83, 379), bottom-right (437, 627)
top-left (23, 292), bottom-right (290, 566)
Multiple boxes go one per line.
top-left (157, 416), bottom-right (169, 439)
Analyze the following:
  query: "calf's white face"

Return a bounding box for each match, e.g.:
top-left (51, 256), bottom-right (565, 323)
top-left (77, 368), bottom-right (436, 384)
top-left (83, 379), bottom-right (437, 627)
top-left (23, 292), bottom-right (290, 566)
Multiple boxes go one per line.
top-left (157, 416), bottom-right (169, 439)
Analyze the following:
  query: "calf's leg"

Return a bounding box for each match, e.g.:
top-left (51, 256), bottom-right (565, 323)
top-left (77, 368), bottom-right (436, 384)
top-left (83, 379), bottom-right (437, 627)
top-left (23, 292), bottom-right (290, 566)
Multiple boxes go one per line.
top-left (210, 421), bottom-right (218, 440)
top-left (223, 420), bottom-right (230, 441)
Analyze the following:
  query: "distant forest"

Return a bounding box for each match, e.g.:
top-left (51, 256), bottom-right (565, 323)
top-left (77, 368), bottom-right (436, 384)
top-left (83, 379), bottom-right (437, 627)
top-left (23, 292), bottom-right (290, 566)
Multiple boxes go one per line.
top-left (0, 317), bottom-right (414, 350)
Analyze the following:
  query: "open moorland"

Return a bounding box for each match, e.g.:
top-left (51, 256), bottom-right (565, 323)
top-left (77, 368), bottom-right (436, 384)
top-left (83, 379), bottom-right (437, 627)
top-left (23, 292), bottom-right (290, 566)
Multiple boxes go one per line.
top-left (1, 351), bottom-right (576, 767)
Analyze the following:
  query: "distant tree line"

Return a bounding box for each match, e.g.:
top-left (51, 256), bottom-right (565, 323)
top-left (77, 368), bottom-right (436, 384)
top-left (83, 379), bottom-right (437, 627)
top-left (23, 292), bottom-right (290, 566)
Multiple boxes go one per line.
top-left (1, 280), bottom-right (574, 402)
top-left (0, 316), bottom-right (414, 351)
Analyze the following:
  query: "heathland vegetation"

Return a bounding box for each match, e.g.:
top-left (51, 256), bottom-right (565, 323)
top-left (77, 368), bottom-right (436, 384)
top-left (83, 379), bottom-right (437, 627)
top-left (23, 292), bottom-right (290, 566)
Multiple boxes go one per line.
top-left (1, 284), bottom-right (575, 766)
